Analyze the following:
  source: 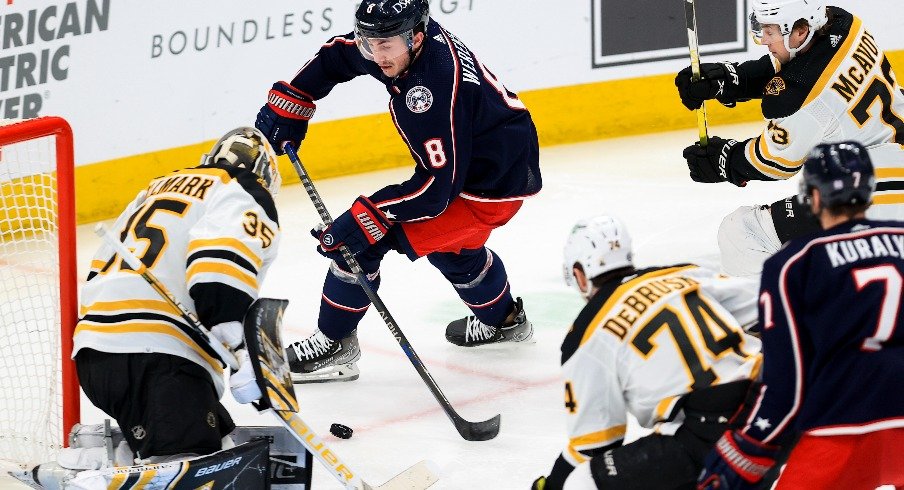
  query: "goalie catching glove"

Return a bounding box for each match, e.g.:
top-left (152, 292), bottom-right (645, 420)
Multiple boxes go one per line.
top-left (312, 196), bottom-right (390, 261)
top-left (255, 81), bottom-right (316, 155)
top-left (675, 62), bottom-right (743, 110)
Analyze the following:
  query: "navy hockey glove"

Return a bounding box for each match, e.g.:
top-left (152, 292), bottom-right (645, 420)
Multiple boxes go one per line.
top-left (697, 430), bottom-right (779, 490)
top-left (675, 62), bottom-right (742, 110)
top-left (683, 136), bottom-right (747, 187)
top-left (255, 81), bottom-right (316, 155)
top-left (312, 196), bottom-right (390, 260)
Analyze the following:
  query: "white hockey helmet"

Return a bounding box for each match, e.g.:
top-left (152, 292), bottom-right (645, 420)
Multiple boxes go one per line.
top-left (750, 0), bottom-right (828, 59)
top-left (563, 215), bottom-right (633, 297)
top-left (202, 127), bottom-right (281, 194)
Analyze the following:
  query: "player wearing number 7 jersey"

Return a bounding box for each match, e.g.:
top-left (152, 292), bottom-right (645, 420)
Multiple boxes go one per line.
top-left (676, 0), bottom-right (904, 277)
top-left (255, 0), bottom-right (541, 381)
top-left (532, 215), bottom-right (762, 489)
top-left (698, 142), bottom-right (904, 489)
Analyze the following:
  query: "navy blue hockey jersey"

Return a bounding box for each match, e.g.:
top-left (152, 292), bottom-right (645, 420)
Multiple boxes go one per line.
top-left (290, 20), bottom-right (541, 222)
top-left (744, 219), bottom-right (904, 444)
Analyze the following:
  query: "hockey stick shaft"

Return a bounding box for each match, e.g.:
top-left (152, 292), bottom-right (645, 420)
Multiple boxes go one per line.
top-left (684, 0), bottom-right (710, 146)
top-left (94, 224), bottom-right (239, 370)
top-left (283, 143), bottom-right (500, 441)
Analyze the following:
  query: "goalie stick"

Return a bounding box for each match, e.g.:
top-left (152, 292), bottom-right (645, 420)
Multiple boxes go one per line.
top-left (283, 142), bottom-right (501, 442)
top-left (96, 226), bottom-right (438, 489)
top-left (684, 0), bottom-right (710, 146)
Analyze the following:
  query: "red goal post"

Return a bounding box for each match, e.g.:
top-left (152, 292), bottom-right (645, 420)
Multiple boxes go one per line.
top-left (0, 116), bottom-right (79, 465)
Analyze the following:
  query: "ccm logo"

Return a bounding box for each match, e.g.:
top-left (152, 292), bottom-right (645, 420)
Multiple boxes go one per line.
top-left (194, 457), bottom-right (242, 477)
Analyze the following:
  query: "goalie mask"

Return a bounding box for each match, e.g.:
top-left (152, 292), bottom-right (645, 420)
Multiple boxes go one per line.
top-left (202, 127), bottom-right (281, 195)
top-left (563, 215), bottom-right (633, 298)
top-left (750, 0), bottom-right (828, 60)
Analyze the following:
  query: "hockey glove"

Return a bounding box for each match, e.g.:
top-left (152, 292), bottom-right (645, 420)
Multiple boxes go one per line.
top-left (230, 349), bottom-right (263, 404)
top-left (697, 430), bottom-right (779, 490)
top-left (683, 136), bottom-right (747, 187)
top-left (675, 62), bottom-right (742, 110)
top-left (312, 196), bottom-right (390, 260)
top-left (255, 81), bottom-right (316, 155)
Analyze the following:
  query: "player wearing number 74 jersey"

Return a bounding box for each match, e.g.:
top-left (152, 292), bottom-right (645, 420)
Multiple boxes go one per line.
top-left (255, 0), bottom-right (541, 381)
top-left (698, 142), bottom-right (904, 489)
top-left (532, 215), bottom-right (762, 489)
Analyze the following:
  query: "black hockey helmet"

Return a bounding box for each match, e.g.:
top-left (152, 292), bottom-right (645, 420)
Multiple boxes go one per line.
top-left (798, 141), bottom-right (876, 209)
top-left (355, 0), bottom-right (429, 39)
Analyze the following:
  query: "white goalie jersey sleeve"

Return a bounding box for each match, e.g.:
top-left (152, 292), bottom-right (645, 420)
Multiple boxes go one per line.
top-left (740, 12), bottom-right (904, 219)
top-left (558, 265), bottom-right (761, 467)
top-left (74, 166), bottom-right (280, 396)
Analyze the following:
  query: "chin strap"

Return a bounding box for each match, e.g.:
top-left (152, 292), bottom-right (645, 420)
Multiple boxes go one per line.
top-left (784, 28), bottom-right (817, 60)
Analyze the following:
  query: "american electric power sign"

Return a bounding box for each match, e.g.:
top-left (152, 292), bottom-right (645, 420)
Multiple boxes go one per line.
top-left (591, 0), bottom-right (747, 68)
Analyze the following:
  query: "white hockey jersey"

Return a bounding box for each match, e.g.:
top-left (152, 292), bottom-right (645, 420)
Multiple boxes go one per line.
top-left (74, 164), bottom-right (280, 396)
top-left (737, 7), bottom-right (904, 220)
top-left (558, 265), bottom-right (761, 467)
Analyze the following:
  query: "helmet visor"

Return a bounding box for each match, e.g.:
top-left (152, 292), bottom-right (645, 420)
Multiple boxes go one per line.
top-left (354, 27), bottom-right (413, 62)
top-left (749, 12), bottom-right (764, 45)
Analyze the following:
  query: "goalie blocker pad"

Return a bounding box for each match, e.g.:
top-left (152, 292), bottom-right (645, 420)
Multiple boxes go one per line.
top-left (243, 298), bottom-right (298, 413)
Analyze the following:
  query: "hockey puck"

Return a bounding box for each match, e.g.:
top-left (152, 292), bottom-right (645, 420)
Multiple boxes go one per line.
top-left (330, 423), bottom-right (353, 439)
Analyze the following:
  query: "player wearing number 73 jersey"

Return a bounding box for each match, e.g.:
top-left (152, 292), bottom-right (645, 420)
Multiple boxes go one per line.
top-left (532, 216), bottom-right (762, 489)
top-left (698, 143), bottom-right (904, 489)
top-left (677, 1), bottom-right (904, 276)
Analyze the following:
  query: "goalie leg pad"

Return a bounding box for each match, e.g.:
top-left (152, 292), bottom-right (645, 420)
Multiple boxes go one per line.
top-left (717, 205), bottom-right (782, 277)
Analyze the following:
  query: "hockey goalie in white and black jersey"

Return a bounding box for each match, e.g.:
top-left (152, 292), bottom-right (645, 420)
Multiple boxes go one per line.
top-left (532, 216), bottom-right (762, 490)
top-left (22, 127), bottom-right (285, 489)
top-left (675, 0), bottom-right (904, 277)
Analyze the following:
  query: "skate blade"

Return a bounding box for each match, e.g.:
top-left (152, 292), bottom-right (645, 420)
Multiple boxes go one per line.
top-left (291, 362), bottom-right (360, 384)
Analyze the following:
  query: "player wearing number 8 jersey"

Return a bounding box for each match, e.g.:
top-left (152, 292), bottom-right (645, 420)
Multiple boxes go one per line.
top-left (676, 1), bottom-right (904, 276)
top-left (255, 0), bottom-right (541, 381)
top-left (698, 142), bottom-right (904, 489)
top-left (532, 216), bottom-right (761, 489)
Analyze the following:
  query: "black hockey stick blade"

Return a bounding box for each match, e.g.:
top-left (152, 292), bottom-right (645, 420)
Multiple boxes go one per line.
top-left (454, 412), bottom-right (501, 441)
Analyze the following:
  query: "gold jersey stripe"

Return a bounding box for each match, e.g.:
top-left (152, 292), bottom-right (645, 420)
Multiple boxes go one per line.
top-left (746, 140), bottom-right (797, 179)
top-left (580, 265), bottom-right (698, 347)
top-left (757, 134), bottom-right (804, 169)
top-left (655, 395), bottom-right (681, 421)
top-left (566, 425), bottom-right (628, 463)
top-left (188, 237), bottom-right (263, 268)
top-left (802, 16), bottom-right (864, 107)
top-left (876, 168), bottom-right (904, 179)
top-left (75, 321), bottom-right (224, 374)
top-left (873, 193), bottom-right (904, 205)
top-left (186, 261), bottom-right (258, 290)
top-left (80, 299), bottom-right (181, 317)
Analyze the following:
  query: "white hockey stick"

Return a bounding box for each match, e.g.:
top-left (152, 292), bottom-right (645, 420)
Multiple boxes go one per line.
top-left (96, 224), bottom-right (438, 489)
top-left (94, 223), bottom-right (238, 369)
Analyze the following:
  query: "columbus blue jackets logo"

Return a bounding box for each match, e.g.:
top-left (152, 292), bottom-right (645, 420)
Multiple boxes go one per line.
top-left (406, 86), bottom-right (433, 113)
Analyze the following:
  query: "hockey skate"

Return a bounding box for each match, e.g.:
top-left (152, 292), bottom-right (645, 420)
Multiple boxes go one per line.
top-left (286, 329), bottom-right (361, 383)
top-left (445, 297), bottom-right (533, 347)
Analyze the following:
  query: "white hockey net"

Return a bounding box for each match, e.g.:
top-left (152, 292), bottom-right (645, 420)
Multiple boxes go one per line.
top-left (0, 117), bottom-right (78, 466)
